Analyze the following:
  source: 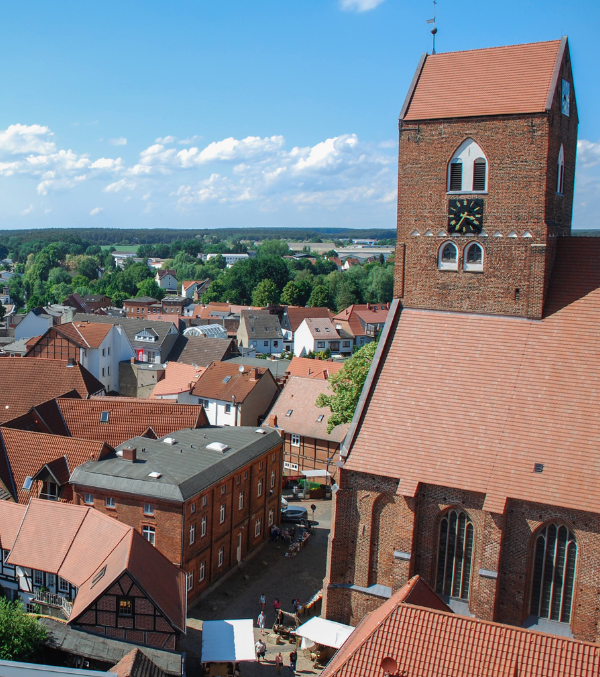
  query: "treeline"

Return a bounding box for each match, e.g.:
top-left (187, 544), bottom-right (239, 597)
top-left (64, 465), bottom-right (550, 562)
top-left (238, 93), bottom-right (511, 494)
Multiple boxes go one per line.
top-left (0, 227), bottom-right (396, 248)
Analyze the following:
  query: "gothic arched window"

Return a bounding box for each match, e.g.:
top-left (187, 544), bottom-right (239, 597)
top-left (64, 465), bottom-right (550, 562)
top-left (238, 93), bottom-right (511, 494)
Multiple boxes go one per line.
top-left (447, 139), bottom-right (488, 193)
top-left (464, 243), bottom-right (484, 272)
top-left (557, 145), bottom-right (565, 195)
top-left (436, 509), bottom-right (474, 600)
top-left (530, 523), bottom-right (577, 624)
top-left (438, 241), bottom-right (458, 270)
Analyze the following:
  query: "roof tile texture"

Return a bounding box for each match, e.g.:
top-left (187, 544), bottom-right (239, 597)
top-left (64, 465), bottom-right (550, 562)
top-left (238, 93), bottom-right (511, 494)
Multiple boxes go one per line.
top-left (404, 40), bottom-right (561, 121)
top-left (346, 238), bottom-right (600, 514)
top-left (333, 304), bottom-right (390, 337)
top-left (52, 321), bottom-right (112, 348)
top-left (0, 358), bottom-right (105, 423)
top-left (321, 601), bottom-right (600, 677)
top-left (191, 360), bottom-right (271, 403)
top-left (150, 362), bottom-right (206, 397)
top-left (286, 357), bottom-right (344, 380)
top-left (285, 307), bottom-right (333, 333)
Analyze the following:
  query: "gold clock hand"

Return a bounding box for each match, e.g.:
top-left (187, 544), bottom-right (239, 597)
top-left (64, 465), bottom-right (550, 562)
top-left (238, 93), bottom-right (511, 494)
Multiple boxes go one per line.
top-left (455, 213), bottom-right (468, 230)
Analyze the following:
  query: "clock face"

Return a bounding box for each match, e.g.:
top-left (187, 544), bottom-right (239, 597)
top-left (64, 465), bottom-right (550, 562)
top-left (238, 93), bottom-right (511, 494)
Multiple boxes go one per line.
top-left (448, 198), bottom-right (484, 234)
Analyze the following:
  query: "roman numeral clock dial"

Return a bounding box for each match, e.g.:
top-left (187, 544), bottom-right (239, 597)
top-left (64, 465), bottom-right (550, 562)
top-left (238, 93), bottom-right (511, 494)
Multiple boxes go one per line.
top-left (448, 198), bottom-right (484, 234)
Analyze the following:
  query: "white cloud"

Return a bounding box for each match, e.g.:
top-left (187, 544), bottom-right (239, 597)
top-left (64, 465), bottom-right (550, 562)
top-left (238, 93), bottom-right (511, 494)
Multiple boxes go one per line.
top-left (90, 207), bottom-right (104, 216)
top-left (196, 135), bottom-right (284, 164)
top-left (156, 135), bottom-right (175, 144)
top-left (109, 137), bottom-right (127, 146)
top-left (104, 178), bottom-right (136, 193)
top-left (20, 204), bottom-right (34, 216)
top-left (0, 124), bottom-right (56, 157)
top-left (340, 0), bottom-right (386, 12)
top-left (90, 157), bottom-right (124, 171)
top-left (577, 140), bottom-right (600, 169)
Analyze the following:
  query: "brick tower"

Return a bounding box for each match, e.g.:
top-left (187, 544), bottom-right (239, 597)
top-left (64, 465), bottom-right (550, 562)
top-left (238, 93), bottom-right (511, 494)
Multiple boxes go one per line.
top-left (394, 38), bottom-right (577, 318)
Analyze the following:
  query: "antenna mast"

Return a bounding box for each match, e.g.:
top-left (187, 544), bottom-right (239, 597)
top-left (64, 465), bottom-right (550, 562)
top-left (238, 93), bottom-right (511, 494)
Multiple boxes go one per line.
top-left (427, 0), bottom-right (438, 54)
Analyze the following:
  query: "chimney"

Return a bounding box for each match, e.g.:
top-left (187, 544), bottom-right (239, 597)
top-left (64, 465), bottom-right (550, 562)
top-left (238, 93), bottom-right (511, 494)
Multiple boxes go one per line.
top-left (250, 367), bottom-right (258, 380)
top-left (268, 414), bottom-right (277, 427)
top-left (122, 446), bottom-right (137, 462)
top-left (66, 358), bottom-right (75, 367)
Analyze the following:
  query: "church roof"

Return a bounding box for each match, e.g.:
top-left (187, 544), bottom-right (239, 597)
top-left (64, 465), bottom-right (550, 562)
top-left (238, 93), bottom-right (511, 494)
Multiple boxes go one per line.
top-left (344, 237), bottom-right (600, 515)
top-left (402, 39), bottom-right (565, 121)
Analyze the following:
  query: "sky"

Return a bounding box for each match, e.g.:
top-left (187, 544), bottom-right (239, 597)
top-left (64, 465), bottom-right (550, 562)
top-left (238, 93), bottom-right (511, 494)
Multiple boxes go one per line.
top-left (1, 0), bottom-right (599, 232)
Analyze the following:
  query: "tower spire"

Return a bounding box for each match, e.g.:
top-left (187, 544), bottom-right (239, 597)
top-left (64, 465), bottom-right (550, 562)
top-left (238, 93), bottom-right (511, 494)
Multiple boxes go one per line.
top-left (427, 0), bottom-right (438, 54)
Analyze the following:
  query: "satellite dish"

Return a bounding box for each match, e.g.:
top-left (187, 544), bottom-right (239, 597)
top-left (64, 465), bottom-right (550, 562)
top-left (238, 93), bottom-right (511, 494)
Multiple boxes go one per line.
top-left (331, 483), bottom-right (339, 494)
top-left (381, 657), bottom-right (397, 674)
top-left (239, 365), bottom-right (245, 373)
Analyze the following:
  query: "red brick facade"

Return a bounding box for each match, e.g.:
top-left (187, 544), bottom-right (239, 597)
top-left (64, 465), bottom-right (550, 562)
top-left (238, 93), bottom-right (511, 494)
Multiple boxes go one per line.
top-left (394, 47), bottom-right (577, 319)
top-left (324, 472), bottom-right (600, 642)
top-left (73, 443), bottom-right (283, 605)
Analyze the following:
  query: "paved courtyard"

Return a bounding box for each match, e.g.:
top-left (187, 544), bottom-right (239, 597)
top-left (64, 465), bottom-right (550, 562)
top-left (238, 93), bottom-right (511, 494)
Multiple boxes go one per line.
top-left (182, 497), bottom-right (333, 677)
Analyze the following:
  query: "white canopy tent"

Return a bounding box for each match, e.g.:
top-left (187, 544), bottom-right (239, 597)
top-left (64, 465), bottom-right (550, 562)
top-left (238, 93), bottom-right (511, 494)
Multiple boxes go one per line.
top-left (201, 619), bottom-right (256, 663)
top-left (300, 470), bottom-right (331, 478)
top-left (295, 617), bottom-right (354, 650)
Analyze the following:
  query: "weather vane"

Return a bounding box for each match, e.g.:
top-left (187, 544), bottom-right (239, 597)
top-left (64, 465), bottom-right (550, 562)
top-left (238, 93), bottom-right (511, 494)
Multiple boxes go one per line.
top-left (426, 0), bottom-right (438, 54)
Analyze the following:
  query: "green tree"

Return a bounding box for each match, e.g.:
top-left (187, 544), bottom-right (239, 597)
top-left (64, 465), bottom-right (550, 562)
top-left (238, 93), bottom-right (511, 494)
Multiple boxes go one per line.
top-left (252, 279), bottom-right (280, 307)
top-left (76, 256), bottom-right (99, 280)
top-left (49, 282), bottom-right (73, 304)
top-left (316, 341), bottom-right (378, 433)
top-left (26, 294), bottom-right (46, 310)
top-left (136, 278), bottom-right (165, 300)
top-left (0, 304), bottom-right (5, 323)
top-left (47, 267), bottom-right (72, 286)
top-left (307, 285), bottom-right (331, 308)
top-left (0, 598), bottom-right (47, 661)
top-left (280, 280), bottom-right (302, 306)
top-left (257, 239), bottom-right (290, 258)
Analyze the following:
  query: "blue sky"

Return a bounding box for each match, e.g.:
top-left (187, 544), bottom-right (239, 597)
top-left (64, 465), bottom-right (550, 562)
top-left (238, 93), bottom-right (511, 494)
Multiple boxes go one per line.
top-left (1, 0), bottom-right (599, 232)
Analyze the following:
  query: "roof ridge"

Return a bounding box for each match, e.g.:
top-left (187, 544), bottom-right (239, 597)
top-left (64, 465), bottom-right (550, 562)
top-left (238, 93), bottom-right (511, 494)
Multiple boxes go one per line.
top-left (52, 501), bottom-right (90, 575)
top-left (430, 38), bottom-right (562, 58)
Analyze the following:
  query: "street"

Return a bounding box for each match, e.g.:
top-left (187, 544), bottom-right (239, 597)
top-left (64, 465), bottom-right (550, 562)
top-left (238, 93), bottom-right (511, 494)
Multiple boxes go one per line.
top-left (182, 497), bottom-right (333, 676)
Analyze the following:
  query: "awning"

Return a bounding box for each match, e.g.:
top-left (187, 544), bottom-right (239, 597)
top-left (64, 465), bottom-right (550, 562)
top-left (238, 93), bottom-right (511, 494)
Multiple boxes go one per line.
top-left (295, 617), bottom-right (354, 649)
top-left (201, 619), bottom-right (256, 663)
top-left (300, 470), bottom-right (331, 478)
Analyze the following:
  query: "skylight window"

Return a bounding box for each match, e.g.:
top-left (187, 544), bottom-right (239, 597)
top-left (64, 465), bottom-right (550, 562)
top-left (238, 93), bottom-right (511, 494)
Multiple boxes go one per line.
top-left (90, 566), bottom-right (106, 589)
top-left (148, 471), bottom-right (162, 479)
top-left (317, 415), bottom-right (324, 422)
top-left (23, 476), bottom-right (33, 491)
top-left (325, 327), bottom-right (330, 332)
top-left (100, 411), bottom-right (110, 423)
top-left (206, 442), bottom-right (230, 453)
top-left (286, 410), bottom-right (293, 417)
top-left (223, 375), bottom-right (231, 383)
top-left (315, 328), bottom-right (320, 332)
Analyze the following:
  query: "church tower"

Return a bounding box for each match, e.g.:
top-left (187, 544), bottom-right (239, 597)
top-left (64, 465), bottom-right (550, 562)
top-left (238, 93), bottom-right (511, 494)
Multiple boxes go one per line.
top-left (394, 38), bottom-right (577, 319)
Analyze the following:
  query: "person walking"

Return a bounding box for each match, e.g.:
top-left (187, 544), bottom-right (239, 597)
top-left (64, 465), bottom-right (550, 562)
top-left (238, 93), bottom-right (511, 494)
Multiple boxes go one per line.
top-left (273, 597), bottom-right (281, 614)
top-left (260, 593), bottom-right (266, 611)
top-left (275, 652), bottom-right (283, 674)
top-left (257, 610), bottom-right (267, 635)
top-left (289, 649), bottom-right (298, 674)
top-left (255, 639), bottom-right (264, 662)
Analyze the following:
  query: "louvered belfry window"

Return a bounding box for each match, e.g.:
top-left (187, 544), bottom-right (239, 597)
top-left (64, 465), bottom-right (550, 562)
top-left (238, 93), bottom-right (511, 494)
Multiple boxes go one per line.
top-left (530, 524), bottom-right (577, 623)
top-left (436, 509), bottom-right (474, 600)
top-left (449, 161), bottom-right (463, 191)
top-left (473, 158), bottom-right (486, 191)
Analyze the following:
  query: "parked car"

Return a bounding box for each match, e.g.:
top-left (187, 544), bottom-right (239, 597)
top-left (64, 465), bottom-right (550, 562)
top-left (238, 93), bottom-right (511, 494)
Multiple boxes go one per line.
top-left (281, 507), bottom-right (308, 523)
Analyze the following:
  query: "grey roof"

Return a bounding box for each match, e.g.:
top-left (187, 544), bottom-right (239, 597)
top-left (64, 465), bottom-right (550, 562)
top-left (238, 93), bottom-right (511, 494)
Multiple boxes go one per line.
top-left (72, 313), bottom-right (177, 347)
top-left (168, 334), bottom-right (234, 367)
top-left (70, 426), bottom-right (281, 502)
top-left (225, 355), bottom-right (291, 380)
top-left (39, 617), bottom-right (183, 676)
top-left (0, 337), bottom-right (31, 354)
top-left (184, 324), bottom-right (228, 339)
top-left (240, 310), bottom-right (282, 339)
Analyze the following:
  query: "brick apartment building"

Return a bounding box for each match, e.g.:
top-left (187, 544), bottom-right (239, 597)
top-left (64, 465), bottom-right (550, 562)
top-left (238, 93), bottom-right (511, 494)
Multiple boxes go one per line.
top-left (323, 39), bottom-right (600, 643)
top-left (71, 427), bottom-right (283, 604)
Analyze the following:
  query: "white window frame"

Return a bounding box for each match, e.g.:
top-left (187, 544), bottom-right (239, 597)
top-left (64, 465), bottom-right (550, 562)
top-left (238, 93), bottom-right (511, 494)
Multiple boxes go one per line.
top-left (438, 241), bottom-right (459, 271)
top-left (463, 242), bottom-right (484, 272)
top-left (187, 571), bottom-right (193, 591)
top-left (447, 138), bottom-right (488, 194)
top-left (143, 503), bottom-right (154, 516)
top-left (199, 561), bottom-right (206, 581)
top-left (257, 478), bottom-right (263, 497)
top-left (105, 497), bottom-right (116, 509)
top-left (225, 403), bottom-right (231, 414)
top-left (220, 504), bottom-right (226, 523)
top-left (47, 573), bottom-right (56, 588)
top-left (84, 493), bottom-right (94, 505)
top-left (202, 495), bottom-right (208, 508)
top-left (268, 509), bottom-right (274, 527)
top-left (201, 515), bottom-right (207, 537)
top-left (190, 523), bottom-right (196, 545)
top-left (291, 434), bottom-right (300, 447)
top-left (218, 547), bottom-right (224, 567)
top-left (270, 470), bottom-right (276, 488)
top-left (142, 525), bottom-right (156, 546)
top-left (34, 570), bottom-right (44, 587)
top-left (58, 576), bottom-right (70, 593)
top-left (255, 518), bottom-right (262, 537)
top-left (239, 491), bottom-right (244, 510)
top-left (191, 502), bottom-right (196, 514)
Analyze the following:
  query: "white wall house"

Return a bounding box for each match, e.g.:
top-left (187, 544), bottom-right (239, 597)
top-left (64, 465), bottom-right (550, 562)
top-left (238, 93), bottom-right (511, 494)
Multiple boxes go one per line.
top-left (78, 325), bottom-right (135, 393)
top-left (293, 318), bottom-right (342, 357)
top-left (156, 270), bottom-right (178, 291)
top-left (14, 309), bottom-right (54, 340)
top-left (204, 253), bottom-right (249, 268)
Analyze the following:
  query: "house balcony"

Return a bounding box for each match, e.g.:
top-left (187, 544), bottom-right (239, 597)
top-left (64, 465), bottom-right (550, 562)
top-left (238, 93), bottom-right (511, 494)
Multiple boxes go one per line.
top-left (30, 590), bottom-right (73, 620)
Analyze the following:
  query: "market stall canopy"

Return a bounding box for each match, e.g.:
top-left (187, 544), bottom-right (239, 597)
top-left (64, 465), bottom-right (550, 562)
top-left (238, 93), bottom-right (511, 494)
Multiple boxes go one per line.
top-left (296, 617), bottom-right (354, 649)
top-left (300, 470), bottom-right (331, 478)
top-left (201, 619), bottom-right (256, 663)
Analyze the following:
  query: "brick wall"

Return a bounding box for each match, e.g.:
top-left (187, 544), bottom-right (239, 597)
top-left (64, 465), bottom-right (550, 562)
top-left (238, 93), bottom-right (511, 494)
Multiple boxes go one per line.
top-left (394, 50), bottom-right (577, 319)
top-left (283, 432), bottom-right (340, 477)
top-left (324, 471), bottom-right (600, 642)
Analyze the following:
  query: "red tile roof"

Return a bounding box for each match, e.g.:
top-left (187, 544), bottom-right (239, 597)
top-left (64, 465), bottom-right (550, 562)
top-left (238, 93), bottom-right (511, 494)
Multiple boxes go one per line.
top-left (0, 427), bottom-right (111, 503)
top-left (5, 499), bottom-right (186, 633)
top-left (286, 357), bottom-right (344, 380)
top-left (345, 238), bottom-right (600, 515)
top-left (110, 648), bottom-right (169, 677)
top-left (322, 601), bottom-right (600, 677)
top-left (0, 501), bottom-right (26, 551)
top-left (0, 358), bottom-right (105, 423)
top-left (333, 304), bottom-right (390, 338)
top-left (191, 360), bottom-right (275, 403)
top-left (54, 397), bottom-right (208, 447)
top-left (303, 317), bottom-right (339, 339)
top-left (150, 362), bottom-right (206, 398)
top-left (53, 321), bottom-right (112, 348)
top-left (157, 269), bottom-right (177, 279)
top-left (285, 307), bottom-right (333, 333)
top-left (403, 40), bottom-right (563, 121)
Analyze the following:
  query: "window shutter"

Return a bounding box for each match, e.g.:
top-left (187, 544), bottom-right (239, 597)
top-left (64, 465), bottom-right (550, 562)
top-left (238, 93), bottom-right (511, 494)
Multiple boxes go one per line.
top-left (473, 160), bottom-right (486, 191)
top-left (449, 162), bottom-right (462, 191)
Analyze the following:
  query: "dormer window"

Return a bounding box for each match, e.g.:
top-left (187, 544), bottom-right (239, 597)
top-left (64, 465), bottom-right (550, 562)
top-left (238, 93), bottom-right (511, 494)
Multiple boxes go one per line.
top-left (557, 145), bottom-right (565, 195)
top-left (448, 139), bottom-right (488, 193)
top-left (438, 242), bottom-right (458, 271)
